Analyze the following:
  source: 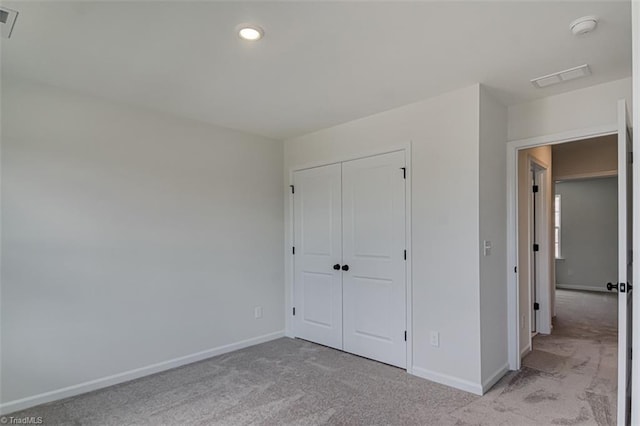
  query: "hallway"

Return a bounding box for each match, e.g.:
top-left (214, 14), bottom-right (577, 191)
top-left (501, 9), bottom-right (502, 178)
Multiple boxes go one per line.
top-left (525, 289), bottom-right (617, 424)
top-left (453, 289), bottom-right (618, 425)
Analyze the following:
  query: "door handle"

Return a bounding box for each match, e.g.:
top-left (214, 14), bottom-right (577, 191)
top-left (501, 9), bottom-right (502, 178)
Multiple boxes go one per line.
top-left (333, 264), bottom-right (341, 270)
top-left (606, 282), bottom-right (618, 291)
top-left (341, 264), bottom-right (349, 271)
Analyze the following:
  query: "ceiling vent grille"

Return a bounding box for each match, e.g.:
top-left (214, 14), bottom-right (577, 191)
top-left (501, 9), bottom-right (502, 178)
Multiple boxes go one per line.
top-left (0, 7), bottom-right (18, 39)
top-left (531, 64), bottom-right (591, 88)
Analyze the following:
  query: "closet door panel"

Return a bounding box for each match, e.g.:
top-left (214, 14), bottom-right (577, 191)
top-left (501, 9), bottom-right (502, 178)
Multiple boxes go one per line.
top-left (293, 164), bottom-right (343, 349)
top-left (342, 151), bottom-right (407, 368)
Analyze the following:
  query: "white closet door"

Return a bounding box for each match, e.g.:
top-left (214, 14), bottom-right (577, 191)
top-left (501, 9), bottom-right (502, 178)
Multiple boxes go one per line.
top-left (342, 151), bottom-right (407, 368)
top-left (293, 164), bottom-right (343, 350)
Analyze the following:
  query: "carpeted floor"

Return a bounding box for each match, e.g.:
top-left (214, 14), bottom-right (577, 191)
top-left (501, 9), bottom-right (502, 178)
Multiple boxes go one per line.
top-left (449, 289), bottom-right (618, 425)
top-left (7, 289), bottom-right (617, 425)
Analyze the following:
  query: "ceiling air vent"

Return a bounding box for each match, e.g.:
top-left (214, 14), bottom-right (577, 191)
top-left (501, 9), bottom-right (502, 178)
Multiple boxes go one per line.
top-left (0, 7), bottom-right (18, 39)
top-left (531, 64), bottom-right (591, 88)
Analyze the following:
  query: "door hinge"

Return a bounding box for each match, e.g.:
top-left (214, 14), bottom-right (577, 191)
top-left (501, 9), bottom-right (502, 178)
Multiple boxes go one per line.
top-left (292, 246), bottom-right (295, 255)
top-left (533, 302), bottom-right (540, 311)
top-left (629, 151), bottom-right (633, 164)
top-left (293, 307), bottom-right (296, 316)
top-left (404, 250), bottom-right (407, 260)
top-left (290, 185), bottom-right (295, 194)
top-left (404, 330), bottom-right (407, 341)
top-left (532, 185), bottom-right (539, 193)
top-left (400, 167), bottom-right (406, 179)
top-left (533, 243), bottom-right (539, 252)
top-left (630, 347), bottom-right (633, 360)
top-left (514, 266), bottom-right (518, 273)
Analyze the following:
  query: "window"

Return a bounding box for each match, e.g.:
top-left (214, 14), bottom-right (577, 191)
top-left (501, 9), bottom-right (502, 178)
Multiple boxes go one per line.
top-left (554, 194), bottom-right (561, 258)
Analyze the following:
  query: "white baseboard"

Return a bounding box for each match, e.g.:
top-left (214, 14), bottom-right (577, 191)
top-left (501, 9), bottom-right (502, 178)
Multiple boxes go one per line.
top-left (0, 330), bottom-right (285, 415)
top-left (482, 363), bottom-right (509, 393)
top-left (556, 284), bottom-right (609, 293)
top-left (520, 344), bottom-right (532, 358)
top-left (411, 366), bottom-right (483, 396)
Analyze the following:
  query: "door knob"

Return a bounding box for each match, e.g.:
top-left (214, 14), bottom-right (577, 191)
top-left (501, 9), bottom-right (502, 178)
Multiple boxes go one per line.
top-left (606, 282), bottom-right (618, 291)
top-left (341, 265), bottom-right (349, 271)
top-left (333, 264), bottom-right (341, 270)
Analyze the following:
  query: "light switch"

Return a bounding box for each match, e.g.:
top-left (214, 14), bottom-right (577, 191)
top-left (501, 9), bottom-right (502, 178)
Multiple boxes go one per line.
top-left (0, 7), bottom-right (18, 39)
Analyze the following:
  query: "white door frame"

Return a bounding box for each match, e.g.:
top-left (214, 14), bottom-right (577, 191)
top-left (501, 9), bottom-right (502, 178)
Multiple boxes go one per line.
top-left (506, 124), bottom-right (617, 370)
top-left (286, 142), bottom-right (413, 373)
top-left (631, 3), bottom-right (640, 424)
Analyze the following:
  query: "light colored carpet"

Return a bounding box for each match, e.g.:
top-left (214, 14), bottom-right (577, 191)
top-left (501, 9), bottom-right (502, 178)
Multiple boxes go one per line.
top-left (448, 289), bottom-right (618, 425)
top-left (8, 289), bottom-right (617, 425)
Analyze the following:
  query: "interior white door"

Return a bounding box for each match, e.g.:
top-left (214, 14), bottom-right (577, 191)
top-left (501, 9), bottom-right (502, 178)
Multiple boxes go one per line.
top-left (342, 151), bottom-right (407, 368)
top-left (293, 164), bottom-right (343, 350)
top-left (616, 99), bottom-right (633, 426)
top-left (530, 168), bottom-right (538, 334)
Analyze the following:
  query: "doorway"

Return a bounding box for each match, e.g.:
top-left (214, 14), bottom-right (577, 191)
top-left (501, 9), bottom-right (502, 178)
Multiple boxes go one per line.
top-left (506, 100), bottom-right (633, 425)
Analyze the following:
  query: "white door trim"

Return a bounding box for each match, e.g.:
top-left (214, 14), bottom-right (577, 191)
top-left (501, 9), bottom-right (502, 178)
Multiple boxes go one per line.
top-left (286, 142), bottom-right (413, 373)
top-left (506, 125), bottom-right (617, 370)
top-left (631, 3), bottom-right (640, 425)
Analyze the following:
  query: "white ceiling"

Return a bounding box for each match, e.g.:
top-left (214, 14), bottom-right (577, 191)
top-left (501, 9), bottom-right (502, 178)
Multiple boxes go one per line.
top-left (1, 1), bottom-right (632, 140)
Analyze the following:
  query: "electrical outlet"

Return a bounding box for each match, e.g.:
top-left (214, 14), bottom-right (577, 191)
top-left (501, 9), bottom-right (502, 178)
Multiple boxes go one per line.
top-left (254, 306), bottom-right (263, 319)
top-left (430, 331), bottom-right (440, 347)
top-left (483, 240), bottom-right (492, 256)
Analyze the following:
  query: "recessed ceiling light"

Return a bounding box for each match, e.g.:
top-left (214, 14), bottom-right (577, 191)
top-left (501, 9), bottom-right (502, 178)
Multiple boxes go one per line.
top-left (238, 26), bottom-right (264, 41)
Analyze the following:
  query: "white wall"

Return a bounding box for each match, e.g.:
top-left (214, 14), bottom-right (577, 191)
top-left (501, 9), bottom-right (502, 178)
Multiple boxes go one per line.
top-left (285, 85), bottom-right (489, 392)
top-left (555, 177), bottom-right (618, 292)
top-left (0, 79), bottom-right (284, 410)
top-left (478, 87), bottom-right (508, 388)
top-left (508, 77), bottom-right (632, 141)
